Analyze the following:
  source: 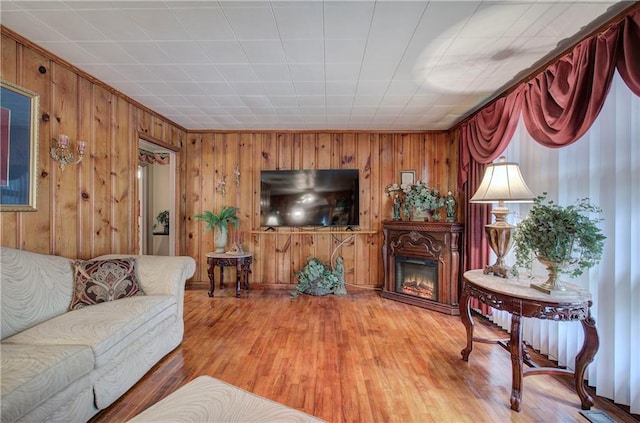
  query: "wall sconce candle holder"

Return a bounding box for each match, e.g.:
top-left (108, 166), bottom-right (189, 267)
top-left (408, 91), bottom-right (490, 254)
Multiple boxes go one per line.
top-left (51, 135), bottom-right (86, 171)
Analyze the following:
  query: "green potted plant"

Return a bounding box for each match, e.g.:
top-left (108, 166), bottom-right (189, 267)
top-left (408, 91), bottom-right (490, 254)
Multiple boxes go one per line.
top-left (193, 206), bottom-right (239, 253)
top-left (513, 193), bottom-right (606, 293)
top-left (153, 210), bottom-right (170, 234)
top-left (401, 182), bottom-right (445, 221)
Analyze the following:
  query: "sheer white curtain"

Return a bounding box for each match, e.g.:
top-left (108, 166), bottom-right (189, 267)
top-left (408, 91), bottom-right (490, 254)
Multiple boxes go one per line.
top-left (495, 72), bottom-right (640, 413)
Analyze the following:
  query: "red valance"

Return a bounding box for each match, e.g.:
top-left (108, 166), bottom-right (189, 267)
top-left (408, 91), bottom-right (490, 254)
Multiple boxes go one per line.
top-left (139, 150), bottom-right (170, 165)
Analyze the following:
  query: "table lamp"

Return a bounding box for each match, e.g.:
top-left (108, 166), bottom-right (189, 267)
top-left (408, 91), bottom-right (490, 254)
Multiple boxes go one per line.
top-left (470, 156), bottom-right (534, 278)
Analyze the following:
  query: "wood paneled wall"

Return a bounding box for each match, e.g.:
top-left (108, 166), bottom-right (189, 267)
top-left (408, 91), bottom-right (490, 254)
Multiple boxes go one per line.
top-left (186, 132), bottom-right (459, 289)
top-left (0, 29), bottom-right (187, 259)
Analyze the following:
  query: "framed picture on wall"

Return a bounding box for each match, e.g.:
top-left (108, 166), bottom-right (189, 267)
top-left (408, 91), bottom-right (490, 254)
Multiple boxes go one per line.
top-left (399, 170), bottom-right (415, 186)
top-left (1, 80), bottom-right (39, 212)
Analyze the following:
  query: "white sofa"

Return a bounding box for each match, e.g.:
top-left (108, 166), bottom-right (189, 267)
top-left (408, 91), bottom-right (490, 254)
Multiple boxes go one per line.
top-left (0, 247), bottom-right (196, 423)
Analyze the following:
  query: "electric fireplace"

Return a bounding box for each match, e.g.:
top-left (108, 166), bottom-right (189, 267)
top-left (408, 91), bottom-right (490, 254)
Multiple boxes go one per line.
top-left (382, 221), bottom-right (463, 315)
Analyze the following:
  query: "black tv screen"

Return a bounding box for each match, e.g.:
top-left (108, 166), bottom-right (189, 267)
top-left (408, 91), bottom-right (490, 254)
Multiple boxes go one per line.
top-left (260, 169), bottom-right (359, 228)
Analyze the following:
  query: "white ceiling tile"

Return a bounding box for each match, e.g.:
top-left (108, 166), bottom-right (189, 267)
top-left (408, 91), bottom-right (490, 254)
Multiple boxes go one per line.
top-left (324, 2), bottom-right (375, 39)
top-left (297, 96), bottom-right (325, 107)
top-left (75, 42), bottom-right (135, 64)
top-left (325, 39), bottom-right (366, 64)
top-left (223, 7), bottom-right (279, 40)
top-left (359, 62), bottom-right (398, 81)
top-left (170, 83), bottom-right (212, 96)
top-left (172, 7), bottom-right (235, 41)
top-left (180, 65), bottom-right (226, 82)
top-left (252, 64), bottom-right (292, 82)
top-left (198, 41), bottom-right (249, 63)
top-left (289, 64), bottom-right (324, 82)
top-left (156, 41), bottom-right (211, 64)
top-left (326, 96), bottom-right (354, 107)
top-left (144, 65), bottom-right (192, 82)
top-left (214, 96), bottom-right (246, 107)
top-left (241, 40), bottom-right (287, 63)
top-left (103, 64), bottom-right (160, 82)
top-left (293, 81), bottom-right (325, 96)
top-left (353, 96), bottom-right (382, 107)
top-left (269, 96), bottom-right (299, 107)
top-left (272, 3), bottom-right (323, 39)
top-left (326, 81), bottom-right (357, 96)
top-left (459, 3), bottom-right (532, 38)
top-left (137, 82), bottom-right (181, 96)
top-left (386, 80), bottom-right (421, 96)
top-left (355, 81), bottom-right (389, 97)
top-left (381, 95), bottom-right (413, 106)
top-left (262, 82), bottom-right (296, 96)
top-left (77, 9), bottom-right (151, 41)
top-left (282, 39), bottom-right (324, 63)
top-left (230, 82), bottom-right (265, 95)
top-left (158, 95), bottom-right (191, 107)
top-left (217, 64), bottom-right (258, 82)
top-left (198, 82), bottom-right (235, 96)
top-left (125, 8), bottom-right (192, 41)
top-left (241, 96), bottom-right (272, 108)
top-left (118, 42), bottom-right (172, 64)
top-left (29, 10), bottom-right (105, 41)
top-left (325, 63), bottom-right (361, 81)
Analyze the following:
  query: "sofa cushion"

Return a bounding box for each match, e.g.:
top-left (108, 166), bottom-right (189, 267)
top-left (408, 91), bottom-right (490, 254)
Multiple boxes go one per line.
top-left (70, 258), bottom-right (145, 310)
top-left (0, 343), bottom-right (94, 422)
top-left (3, 295), bottom-right (176, 368)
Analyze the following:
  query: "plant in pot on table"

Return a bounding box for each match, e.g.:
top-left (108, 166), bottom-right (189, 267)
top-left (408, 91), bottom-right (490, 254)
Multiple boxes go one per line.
top-left (513, 193), bottom-right (606, 293)
top-left (193, 206), bottom-right (239, 253)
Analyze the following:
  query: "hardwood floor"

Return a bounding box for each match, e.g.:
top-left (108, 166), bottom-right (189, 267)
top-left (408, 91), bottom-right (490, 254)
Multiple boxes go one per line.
top-left (90, 288), bottom-right (637, 423)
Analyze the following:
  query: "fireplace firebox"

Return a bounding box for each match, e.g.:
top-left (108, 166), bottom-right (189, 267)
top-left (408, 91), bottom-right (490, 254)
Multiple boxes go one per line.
top-left (382, 221), bottom-right (463, 315)
top-left (395, 256), bottom-right (439, 300)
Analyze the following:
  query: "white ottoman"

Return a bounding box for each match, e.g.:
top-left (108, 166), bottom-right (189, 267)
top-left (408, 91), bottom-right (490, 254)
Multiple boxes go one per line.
top-left (127, 376), bottom-right (326, 423)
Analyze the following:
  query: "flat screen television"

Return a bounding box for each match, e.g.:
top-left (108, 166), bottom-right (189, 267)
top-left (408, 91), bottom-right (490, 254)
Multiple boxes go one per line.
top-left (260, 169), bottom-right (359, 228)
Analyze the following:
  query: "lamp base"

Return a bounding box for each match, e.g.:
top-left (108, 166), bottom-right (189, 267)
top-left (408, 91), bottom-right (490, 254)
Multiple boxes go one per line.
top-left (483, 263), bottom-right (510, 278)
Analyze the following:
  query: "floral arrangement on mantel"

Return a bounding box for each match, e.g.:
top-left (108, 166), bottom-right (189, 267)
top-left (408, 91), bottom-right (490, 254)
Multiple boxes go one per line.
top-left (387, 181), bottom-right (446, 221)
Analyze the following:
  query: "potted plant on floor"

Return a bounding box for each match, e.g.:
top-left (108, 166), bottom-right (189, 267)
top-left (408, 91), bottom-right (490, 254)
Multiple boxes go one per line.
top-left (292, 257), bottom-right (347, 298)
top-left (194, 206), bottom-right (239, 253)
top-left (513, 193), bottom-right (606, 293)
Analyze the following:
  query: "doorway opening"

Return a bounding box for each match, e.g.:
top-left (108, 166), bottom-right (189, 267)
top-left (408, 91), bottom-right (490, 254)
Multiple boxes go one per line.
top-left (138, 139), bottom-right (176, 256)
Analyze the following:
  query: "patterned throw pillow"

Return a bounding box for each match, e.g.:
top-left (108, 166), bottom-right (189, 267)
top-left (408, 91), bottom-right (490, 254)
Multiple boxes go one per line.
top-left (69, 258), bottom-right (145, 310)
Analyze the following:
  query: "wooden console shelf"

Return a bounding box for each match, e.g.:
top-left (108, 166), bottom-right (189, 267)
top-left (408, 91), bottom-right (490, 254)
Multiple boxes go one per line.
top-left (382, 221), bottom-right (464, 315)
top-left (251, 230), bottom-right (377, 235)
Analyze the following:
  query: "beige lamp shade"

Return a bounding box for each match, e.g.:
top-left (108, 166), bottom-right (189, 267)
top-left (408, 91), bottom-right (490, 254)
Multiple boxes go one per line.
top-left (470, 156), bottom-right (535, 204)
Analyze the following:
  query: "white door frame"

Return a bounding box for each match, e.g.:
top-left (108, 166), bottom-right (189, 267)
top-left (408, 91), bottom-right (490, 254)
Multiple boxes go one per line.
top-left (138, 139), bottom-right (176, 256)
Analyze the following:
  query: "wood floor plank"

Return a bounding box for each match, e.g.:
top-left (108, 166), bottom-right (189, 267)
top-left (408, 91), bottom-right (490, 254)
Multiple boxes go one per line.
top-left (89, 289), bottom-right (637, 423)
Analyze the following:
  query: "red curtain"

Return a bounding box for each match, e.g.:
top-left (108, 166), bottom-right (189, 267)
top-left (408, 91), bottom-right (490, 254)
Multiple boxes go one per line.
top-left (522, 25), bottom-right (619, 147)
top-left (617, 11), bottom-right (640, 96)
top-left (458, 6), bottom-right (640, 304)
